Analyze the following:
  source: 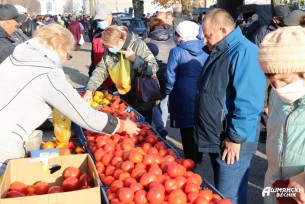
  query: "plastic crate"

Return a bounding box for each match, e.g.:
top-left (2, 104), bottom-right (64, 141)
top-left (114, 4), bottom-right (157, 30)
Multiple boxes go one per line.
top-left (101, 187), bottom-right (110, 204)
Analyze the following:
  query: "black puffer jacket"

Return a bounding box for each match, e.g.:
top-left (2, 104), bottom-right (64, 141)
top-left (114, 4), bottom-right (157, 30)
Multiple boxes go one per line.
top-left (0, 27), bottom-right (15, 64)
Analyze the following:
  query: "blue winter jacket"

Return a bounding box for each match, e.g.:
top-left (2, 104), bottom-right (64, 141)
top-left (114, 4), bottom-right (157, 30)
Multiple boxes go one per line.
top-left (165, 40), bottom-right (208, 128)
top-left (194, 27), bottom-right (266, 154)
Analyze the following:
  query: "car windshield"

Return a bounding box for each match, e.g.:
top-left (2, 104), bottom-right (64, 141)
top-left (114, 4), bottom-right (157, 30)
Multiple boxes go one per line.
top-left (121, 19), bottom-right (145, 28)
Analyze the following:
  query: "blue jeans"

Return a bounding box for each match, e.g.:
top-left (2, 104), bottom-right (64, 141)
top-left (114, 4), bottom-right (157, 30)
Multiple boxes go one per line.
top-left (152, 95), bottom-right (169, 132)
top-left (209, 152), bottom-right (253, 204)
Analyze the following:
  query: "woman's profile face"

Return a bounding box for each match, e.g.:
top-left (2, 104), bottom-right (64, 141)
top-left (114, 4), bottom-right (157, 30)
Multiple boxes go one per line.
top-left (58, 47), bottom-right (73, 64)
top-left (266, 73), bottom-right (304, 89)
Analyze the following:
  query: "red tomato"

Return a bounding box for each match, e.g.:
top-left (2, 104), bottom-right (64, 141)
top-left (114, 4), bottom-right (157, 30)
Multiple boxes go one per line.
top-left (137, 135), bottom-right (145, 144)
top-left (111, 156), bottom-right (123, 166)
top-left (80, 173), bottom-right (94, 187)
top-left (147, 147), bottom-right (159, 155)
top-left (105, 165), bottom-right (116, 176)
top-left (64, 167), bottom-right (81, 179)
top-left (164, 179), bottom-right (179, 193)
top-left (9, 181), bottom-right (28, 195)
top-left (94, 148), bottom-right (106, 162)
top-left (141, 143), bottom-right (152, 153)
top-left (97, 165), bottom-right (106, 175)
top-left (118, 172), bottom-right (131, 181)
top-left (34, 181), bottom-right (49, 195)
top-left (139, 173), bottom-right (157, 188)
top-left (62, 177), bottom-right (81, 192)
top-left (168, 189), bottom-right (187, 204)
top-left (135, 162), bottom-right (146, 169)
top-left (27, 186), bottom-right (35, 196)
top-left (184, 182), bottom-right (200, 194)
top-left (130, 182), bottom-right (144, 192)
top-left (134, 190), bottom-right (148, 204)
top-left (148, 181), bottom-right (165, 192)
top-left (175, 176), bottom-right (187, 189)
top-left (148, 166), bottom-right (163, 175)
top-left (167, 164), bottom-right (182, 178)
top-left (124, 177), bottom-right (137, 187)
top-left (103, 176), bottom-right (115, 186)
top-left (217, 199), bottom-right (232, 204)
top-left (129, 151), bottom-right (143, 163)
top-left (110, 180), bottom-right (124, 193)
top-left (104, 143), bottom-right (116, 153)
top-left (187, 192), bottom-right (199, 203)
top-left (146, 135), bottom-right (158, 145)
top-left (212, 193), bottom-right (222, 203)
top-left (143, 154), bottom-right (155, 165)
top-left (182, 159), bottom-right (195, 171)
top-left (198, 189), bottom-right (213, 201)
top-left (5, 190), bottom-right (25, 198)
top-left (159, 149), bottom-right (168, 157)
top-left (184, 171), bottom-right (195, 178)
top-left (187, 174), bottom-right (202, 186)
top-left (194, 196), bottom-right (209, 204)
top-left (117, 187), bottom-right (134, 203)
top-left (147, 186), bottom-right (165, 204)
top-left (48, 186), bottom-right (63, 194)
top-left (121, 161), bottom-right (134, 173)
top-left (165, 155), bottom-right (175, 163)
top-left (108, 192), bottom-right (118, 202)
top-left (131, 167), bottom-right (147, 180)
top-left (113, 169), bottom-right (124, 180)
top-left (122, 142), bottom-right (133, 152)
top-left (96, 136), bottom-right (107, 148)
top-left (102, 153), bottom-right (115, 166)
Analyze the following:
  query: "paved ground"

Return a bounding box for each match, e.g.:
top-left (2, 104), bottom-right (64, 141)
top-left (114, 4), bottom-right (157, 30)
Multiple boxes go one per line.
top-left (42, 42), bottom-right (268, 204)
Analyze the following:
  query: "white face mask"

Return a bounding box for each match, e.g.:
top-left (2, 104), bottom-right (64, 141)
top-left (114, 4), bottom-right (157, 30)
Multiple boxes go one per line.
top-left (273, 80), bottom-right (305, 104)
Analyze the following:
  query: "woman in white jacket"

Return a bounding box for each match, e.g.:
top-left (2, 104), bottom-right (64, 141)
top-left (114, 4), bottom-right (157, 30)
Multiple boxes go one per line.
top-left (0, 24), bottom-right (139, 175)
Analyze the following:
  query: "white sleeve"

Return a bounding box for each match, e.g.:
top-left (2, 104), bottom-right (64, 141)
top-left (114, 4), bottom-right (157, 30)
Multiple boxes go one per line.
top-left (41, 68), bottom-right (120, 135)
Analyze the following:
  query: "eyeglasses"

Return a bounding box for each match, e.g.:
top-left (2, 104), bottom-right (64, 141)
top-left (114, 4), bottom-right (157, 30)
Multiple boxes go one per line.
top-left (66, 51), bottom-right (73, 60)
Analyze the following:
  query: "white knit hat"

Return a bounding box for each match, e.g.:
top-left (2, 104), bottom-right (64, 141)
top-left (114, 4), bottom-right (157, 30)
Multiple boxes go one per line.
top-left (175, 21), bottom-right (199, 40)
top-left (258, 26), bottom-right (305, 74)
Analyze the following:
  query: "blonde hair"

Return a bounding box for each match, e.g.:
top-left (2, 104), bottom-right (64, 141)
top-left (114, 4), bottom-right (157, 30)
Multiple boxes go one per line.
top-left (203, 9), bottom-right (235, 31)
top-left (101, 25), bottom-right (126, 47)
top-left (33, 24), bottom-right (74, 52)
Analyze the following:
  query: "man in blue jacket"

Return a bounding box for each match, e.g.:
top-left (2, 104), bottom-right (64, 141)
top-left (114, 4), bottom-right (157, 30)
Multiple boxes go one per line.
top-left (194, 9), bottom-right (265, 204)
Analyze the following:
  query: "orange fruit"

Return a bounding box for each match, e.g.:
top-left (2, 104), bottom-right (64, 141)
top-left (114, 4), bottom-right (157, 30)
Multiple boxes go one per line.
top-left (43, 141), bottom-right (55, 149)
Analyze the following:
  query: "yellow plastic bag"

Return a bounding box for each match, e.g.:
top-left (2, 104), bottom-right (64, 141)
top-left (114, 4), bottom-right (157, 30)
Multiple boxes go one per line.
top-left (108, 52), bottom-right (131, 94)
top-left (52, 108), bottom-right (71, 146)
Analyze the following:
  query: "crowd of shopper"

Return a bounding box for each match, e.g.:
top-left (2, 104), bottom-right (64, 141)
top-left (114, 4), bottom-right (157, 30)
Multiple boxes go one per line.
top-left (2, 3), bottom-right (305, 204)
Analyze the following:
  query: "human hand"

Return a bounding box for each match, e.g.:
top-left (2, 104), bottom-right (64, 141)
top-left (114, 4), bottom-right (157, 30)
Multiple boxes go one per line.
top-left (221, 137), bottom-right (241, 165)
top-left (83, 90), bottom-right (93, 103)
top-left (289, 172), bottom-right (305, 204)
top-left (121, 48), bottom-right (136, 62)
top-left (118, 119), bottom-right (140, 135)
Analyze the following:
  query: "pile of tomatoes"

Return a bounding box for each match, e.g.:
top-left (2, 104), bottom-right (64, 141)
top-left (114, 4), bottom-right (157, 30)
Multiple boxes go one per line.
top-left (79, 90), bottom-right (138, 122)
top-left (4, 167), bottom-right (94, 198)
top-left (83, 122), bottom-right (232, 204)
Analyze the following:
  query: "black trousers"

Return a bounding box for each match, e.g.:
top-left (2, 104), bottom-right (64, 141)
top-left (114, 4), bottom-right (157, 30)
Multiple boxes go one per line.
top-left (138, 109), bottom-right (153, 125)
top-left (180, 127), bottom-right (202, 163)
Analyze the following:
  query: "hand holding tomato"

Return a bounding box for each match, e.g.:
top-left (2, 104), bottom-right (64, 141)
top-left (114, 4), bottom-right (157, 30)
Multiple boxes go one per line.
top-left (221, 138), bottom-right (240, 165)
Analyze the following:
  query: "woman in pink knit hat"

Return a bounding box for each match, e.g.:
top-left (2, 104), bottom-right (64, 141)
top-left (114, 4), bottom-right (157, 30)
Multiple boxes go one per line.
top-left (258, 26), bottom-right (305, 204)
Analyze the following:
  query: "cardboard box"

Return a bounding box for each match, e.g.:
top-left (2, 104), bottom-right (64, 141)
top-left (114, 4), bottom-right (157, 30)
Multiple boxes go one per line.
top-left (0, 154), bottom-right (101, 204)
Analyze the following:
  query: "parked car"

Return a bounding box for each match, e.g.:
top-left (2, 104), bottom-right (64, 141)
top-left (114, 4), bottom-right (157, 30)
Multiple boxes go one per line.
top-left (192, 7), bottom-right (214, 22)
top-left (112, 12), bottom-right (132, 18)
top-left (119, 17), bottom-right (146, 36)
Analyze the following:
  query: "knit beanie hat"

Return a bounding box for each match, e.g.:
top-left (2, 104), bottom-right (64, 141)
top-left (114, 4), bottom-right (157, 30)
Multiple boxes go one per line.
top-left (258, 26), bottom-right (305, 74)
top-left (175, 21), bottom-right (199, 40)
